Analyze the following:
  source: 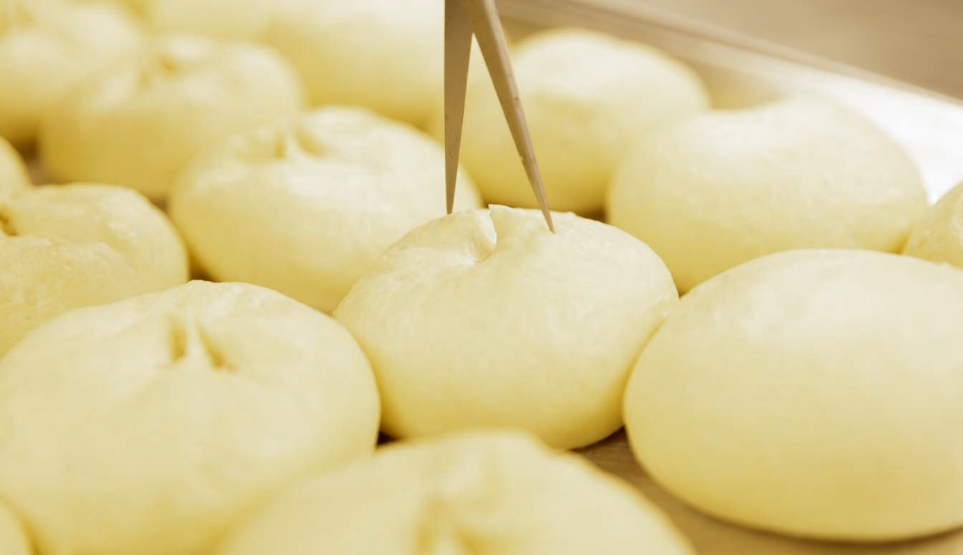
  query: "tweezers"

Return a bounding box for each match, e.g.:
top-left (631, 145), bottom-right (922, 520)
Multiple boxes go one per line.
top-left (444, 0), bottom-right (555, 231)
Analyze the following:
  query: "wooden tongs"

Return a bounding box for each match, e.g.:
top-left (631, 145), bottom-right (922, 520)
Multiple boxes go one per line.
top-left (444, 0), bottom-right (555, 231)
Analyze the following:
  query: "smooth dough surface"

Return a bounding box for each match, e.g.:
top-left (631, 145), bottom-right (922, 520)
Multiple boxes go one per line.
top-left (145, 0), bottom-right (290, 40)
top-left (40, 35), bottom-right (305, 200)
top-left (625, 249), bottom-right (963, 541)
top-left (0, 183), bottom-right (187, 355)
top-left (0, 504), bottom-right (30, 555)
top-left (215, 431), bottom-right (694, 555)
top-left (608, 96), bottom-right (929, 292)
top-left (0, 0), bottom-right (142, 148)
top-left (0, 281), bottom-right (380, 555)
top-left (262, 0), bottom-right (443, 127)
top-left (0, 136), bottom-right (29, 197)
top-left (335, 206), bottom-right (678, 449)
top-left (170, 106), bottom-right (481, 313)
top-left (904, 181), bottom-right (963, 268)
top-left (428, 28), bottom-right (709, 214)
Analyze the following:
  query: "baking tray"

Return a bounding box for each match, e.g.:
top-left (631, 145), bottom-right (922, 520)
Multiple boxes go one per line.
top-left (498, 1), bottom-right (963, 553)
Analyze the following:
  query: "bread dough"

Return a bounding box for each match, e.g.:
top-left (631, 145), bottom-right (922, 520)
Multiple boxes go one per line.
top-left (608, 96), bottom-right (929, 292)
top-left (76, 0), bottom-right (148, 14)
top-left (262, 0), bottom-right (444, 128)
top-left (625, 249), bottom-right (963, 541)
top-left (427, 28), bottom-right (709, 214)
top-left (904, 181), bottom-right (963, 268)
top-left (40, 35), bottom-right (305, 200)
top-left (0, 136), bottom-right (29, 197)
top-left (0, 0), bottom-right (142, 148)
top-left (169, 106), bottom-right (482, 313)
top-left (145, 0), bottom-right (284, 40)
top-left (0, 183), bottom-right (188, 355)
top-left (215, 431), bottom-right (694, 555)
top-left (0, 504), bottom-right (30, 555)
top-left (335, 206), bottom-right (677, 449)
top-left (0, 280), bottom-right (380, 555)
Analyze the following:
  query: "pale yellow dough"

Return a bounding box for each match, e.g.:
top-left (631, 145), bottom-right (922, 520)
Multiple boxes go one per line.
top-left (215, 431), bottom-right (694, 555)
top-left (336, 206), bottom-right (677, 449)
top-left (428, 28), bottom-right (709, 214)
top-left (0, 183), bottom-right (188, 355)
top-left (170, 106), bottom-right (481, 313)
top-left (625, 249), bottom-right (963, 541)
top-left (0, 280), bottom-right (380, 555)
top-left (904, 181), bottom-right (963, 268)
top-left (40, 35), bottom-right (305, 200)
top-left (0, 135), bottom-right (29, 197)
top-left (145, 0), bottom-right (286, 40)
top-left (608, 96), bottom-right (929, 292)
top-left (262, 0), bottom-right (444, 127)
top-left (0, 0), bottom-right (142, 148)
top-left (0, 504), bottom-right (30, 555)
top-left (75, 0), bottom-right (147, 14)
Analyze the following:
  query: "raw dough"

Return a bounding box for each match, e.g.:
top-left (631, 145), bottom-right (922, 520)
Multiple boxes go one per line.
top-left (169, 106), bottom-right (481, 313)
top-left (0, 504), bottom-right (30, 555)
top-left (428, 28), bottom-right (709, 214)
top-left (625, 249), bottom-right (963, 541)
top-left (608, 96), bottom-right (929, 292)
top-left (0, 281), bottom-right (380, 555)
top-left (215, 431), bottom-right (694, 555)
top-left (0, 135), bottom-right (29, 197)
top-left (0, 0), bottom-right (142, 148)
top-left (262, 0), bottom-right (444, 127)
top-left (336, 206), bottom-right (677, 449)
top-left (904, 181), bottom-right (963, 268)
top-left (0, 183), bottom-right (188, 355)
top-left (145, 0), bottom-right (286, 40)
top-left (40, 35), bottom-right (305, 200)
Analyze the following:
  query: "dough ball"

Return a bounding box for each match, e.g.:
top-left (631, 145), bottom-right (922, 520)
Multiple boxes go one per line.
top-left (625, 249), bottom-right (963, 541)
top-left (0, 280), bottom-right (380, 555)
top-left (262, 0), bottom-right (444, 127)
top-left (0, 0), bottom-right (142, 148)
top-left (0, 136), bottom-right (29, 197)
top-left (427, 28), bottom-right (709, 214)
top-left (904, 181), bottom-right (963, 268)
top-left (145, 0), bottom-right (288, 40)
top-left (169, 106), bottom-right (482, 314)
top-left (0, 183), bottom-right (188, 355)
top-left (0, 504), bottom-right (30, 555)
top-left (40, 35), bottom-right (305, 200)
top-left (215, 431), bottom-right (694, 555)
top-left (608, 96), bottom-right (929, 292)
top-left (335, 206), bottom-right (677, 449)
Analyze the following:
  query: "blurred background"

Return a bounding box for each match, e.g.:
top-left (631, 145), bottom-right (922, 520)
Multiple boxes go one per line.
top-left (598, 0), bottom-right (963, 99)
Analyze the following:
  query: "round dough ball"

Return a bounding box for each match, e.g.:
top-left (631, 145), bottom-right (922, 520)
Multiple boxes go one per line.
top-left (215, 431), bottom-right (693, 555)
top-left (0, 135), bottom-right (29, 197)
top-left (145, 0), bottom-right (287, 40)
top-left (262, 0), bottom-right (443, 127)
top-left (427, 28), bottom-right (709, 214)
top-left (169, 106), bottom-right (482, 313)
top-left (0, 280), bottom-right (380, 555)
top-left (40, 35), bottom-right (305, 200)
top-left (625, 249), bottom-right (963, 541)
top-left (608, 96), bottom-right (929, 292)
top-left (0, 0), bottom-right (142, 148)
top-left (904, 181), bottom-right (963, 268)
top-left (335, 206), bottom-right (678, 449)
top-left (0, 183), bottom-right (188, 355)
top-left (0, 504), bottom-right (30, 555)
